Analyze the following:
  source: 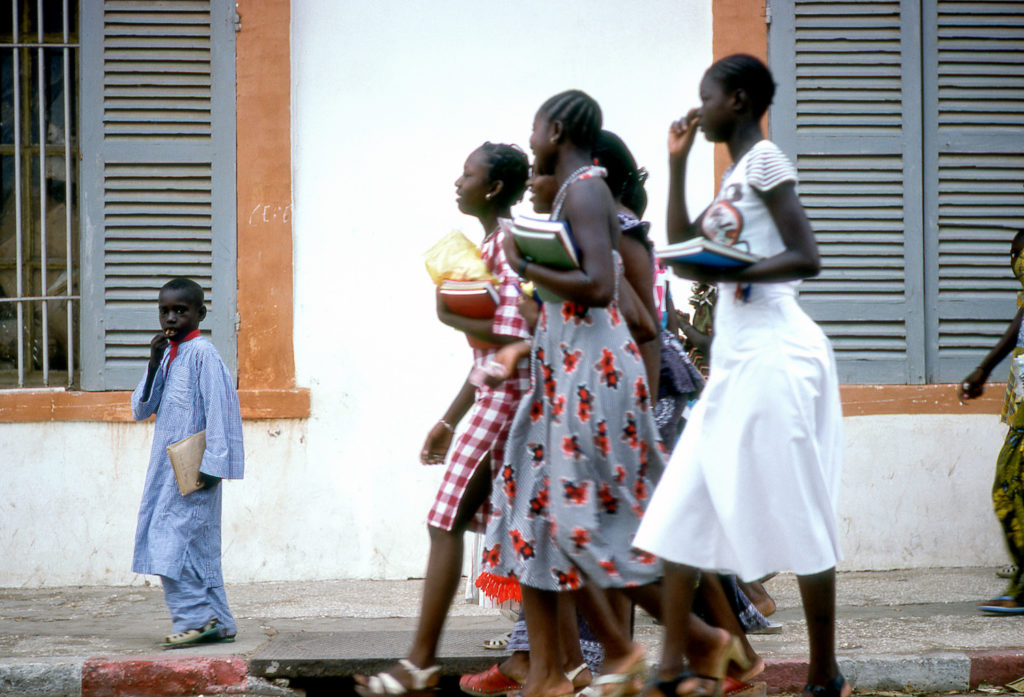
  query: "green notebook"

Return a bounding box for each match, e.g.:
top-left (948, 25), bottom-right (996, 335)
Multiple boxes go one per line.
top-left (499, 216), bottom-right (579, 302)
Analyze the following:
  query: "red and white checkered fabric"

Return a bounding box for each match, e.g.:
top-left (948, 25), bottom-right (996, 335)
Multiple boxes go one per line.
top-left (426, 225), bottom-right (531, 532)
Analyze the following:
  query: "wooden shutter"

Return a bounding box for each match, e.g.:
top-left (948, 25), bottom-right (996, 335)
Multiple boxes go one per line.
top-left (80, 0), bottom-right (236, 390)
top-left (770, 0), bottom-right (925, 383)
top-left (921, 0), bottom-right (1024, 382)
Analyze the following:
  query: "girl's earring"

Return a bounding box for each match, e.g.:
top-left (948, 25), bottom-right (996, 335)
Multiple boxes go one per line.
top-left (485, 193), bottom-right (493, 201)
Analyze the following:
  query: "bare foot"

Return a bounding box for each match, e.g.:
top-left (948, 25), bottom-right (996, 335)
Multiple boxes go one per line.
top-left (600, 641), bottom-right (647, 676)
top-left (728, 656), bottom-right (764, 684)
top-left (737, 580), bottom-right (775, 618)
top-left (687, 629), bottom-right (751, 680)
top-left (500, 651), bottom-right (531, 684)
top-left (518, 674), bottom-right (575, 697)
top-left (567, 664), bottom-right (593, 691)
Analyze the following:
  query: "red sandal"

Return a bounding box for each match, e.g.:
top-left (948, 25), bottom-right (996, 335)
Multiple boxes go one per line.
top-left (460, 665), bottom-right (523, 697)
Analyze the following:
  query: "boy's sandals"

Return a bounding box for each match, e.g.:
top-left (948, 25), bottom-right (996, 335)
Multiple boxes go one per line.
top-left (161, 618), bottom-right (227, 649)
top-left (355, 659), bottom-right (441, 696)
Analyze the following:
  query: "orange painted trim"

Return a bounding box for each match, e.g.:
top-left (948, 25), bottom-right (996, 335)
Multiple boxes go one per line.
top-left (2, 384), bottom-right (993, 422)
top-left (237, 389), bottom-right (311, 420)
top-left (235, 0), bottom-right (296, 391)
top-left (711, 0), bottom-right (768, 185)
top-left (0, 388), bottom-right (310, 423)
top-left (840, 384), bottom-right (1003, 417)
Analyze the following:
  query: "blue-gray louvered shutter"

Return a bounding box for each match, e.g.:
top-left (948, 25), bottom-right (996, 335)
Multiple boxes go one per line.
top-left (921, 0), bottom-right (1024, 382)
top-left (769, 0), bottom-right (926, 383)
top-left (79, 0), bottom-right (236, 390)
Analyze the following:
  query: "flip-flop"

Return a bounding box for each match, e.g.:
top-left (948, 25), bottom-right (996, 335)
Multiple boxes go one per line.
top-left (747, 622), bottom-right (782, 635)
top-left (997, 564), bottom-right (1019, 579)
top-left (978, 596), bottom-right (1024, 615)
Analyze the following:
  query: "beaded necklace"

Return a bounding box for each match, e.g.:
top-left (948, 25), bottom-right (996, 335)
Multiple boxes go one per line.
top-left (551, 165), bottom-right (607, 220)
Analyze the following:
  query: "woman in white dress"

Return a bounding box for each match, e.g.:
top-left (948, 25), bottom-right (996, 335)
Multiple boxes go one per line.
top-left (634, 55), bottom-right (846, 697)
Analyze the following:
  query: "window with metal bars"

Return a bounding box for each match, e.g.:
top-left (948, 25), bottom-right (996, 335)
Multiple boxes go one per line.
top-left (0, 0), bottom-right (78, 388)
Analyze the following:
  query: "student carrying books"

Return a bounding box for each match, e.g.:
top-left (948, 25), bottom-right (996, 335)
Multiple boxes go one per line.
top-left (476, 89), bottom-right (666, 697)
top-left (355, 143), bottom-right (531, 697)
top-left (634, 54), bottom-right (846, 697)
top-left (131, 277), bottom-right (244, 649)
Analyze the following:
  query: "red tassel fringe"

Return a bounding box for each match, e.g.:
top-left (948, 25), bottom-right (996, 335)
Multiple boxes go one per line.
top-left (475, 572), bottom-right (522, 603)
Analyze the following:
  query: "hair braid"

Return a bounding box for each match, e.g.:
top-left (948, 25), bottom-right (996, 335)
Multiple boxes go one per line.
top-left (479, 142), bottom-right (529, 209)
top-left (593, 130), bottom-right (648, 216)
top-left (538, 89), bottom-right (603, 150)
top-left (706, 54), bottom-right (776, 119)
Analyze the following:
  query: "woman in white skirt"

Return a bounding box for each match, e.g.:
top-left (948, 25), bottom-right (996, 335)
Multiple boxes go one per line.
top-left (635, 55), bottom-right (846, 697)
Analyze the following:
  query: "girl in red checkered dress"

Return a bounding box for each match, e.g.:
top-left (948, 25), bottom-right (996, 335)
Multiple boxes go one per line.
top-left (355, 143), bottom-right (532, 697)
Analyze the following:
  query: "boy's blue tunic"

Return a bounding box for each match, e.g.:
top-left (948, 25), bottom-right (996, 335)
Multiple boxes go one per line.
top-left (131, 337), bottom-right (244, 586)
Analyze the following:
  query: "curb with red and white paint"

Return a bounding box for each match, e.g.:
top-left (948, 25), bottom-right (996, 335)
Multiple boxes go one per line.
top-left (0, 656), bottom-right (296, 697)
top-left (2, 651), bottom-right (1024, 697)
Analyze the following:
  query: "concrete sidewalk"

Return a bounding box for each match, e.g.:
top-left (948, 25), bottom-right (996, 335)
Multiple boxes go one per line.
top-left (1, 567), bottom-right (1023, 697)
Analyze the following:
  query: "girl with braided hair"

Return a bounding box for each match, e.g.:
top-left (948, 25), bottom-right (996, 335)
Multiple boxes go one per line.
top-left (477, 90), bottom-right (673, 697)
top-left (355, 142), bottom-right (532, 697)
top-left (635, 54), bottom-right (845, 697)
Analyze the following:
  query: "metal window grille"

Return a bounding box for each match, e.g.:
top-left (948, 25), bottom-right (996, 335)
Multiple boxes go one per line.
top-left (0, 0), bottom-right (78, 388)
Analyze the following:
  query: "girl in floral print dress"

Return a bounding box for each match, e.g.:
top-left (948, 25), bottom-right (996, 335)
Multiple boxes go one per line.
top-left (479, 90), bottom-right (666, 697)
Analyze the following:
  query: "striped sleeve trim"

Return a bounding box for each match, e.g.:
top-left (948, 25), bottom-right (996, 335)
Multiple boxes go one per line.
top-left (744, 141), bottom-right (797, 192)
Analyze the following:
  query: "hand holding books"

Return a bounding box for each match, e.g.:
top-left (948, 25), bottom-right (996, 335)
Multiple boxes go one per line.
top-left (425, 230), bottom-right (501, 349)
top-left (655, 237), bottom-right (762, 280)
top-left (499, 216), bottom-right (579, 302)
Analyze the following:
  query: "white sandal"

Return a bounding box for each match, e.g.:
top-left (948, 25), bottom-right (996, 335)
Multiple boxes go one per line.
top-left (482, 631), bottom-right (511, 650)
top-left (579, 673), bottom-right (635, 697)
top-left (567, 663), bottom-right (592, 692)
top-left (361, 659), bottom-right (441, 695)
top-left (567, 663), bottom-right (589, 682)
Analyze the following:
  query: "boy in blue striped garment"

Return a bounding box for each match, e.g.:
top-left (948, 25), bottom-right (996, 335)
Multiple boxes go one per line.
top-left (131, 277), bottom-right (245, 648)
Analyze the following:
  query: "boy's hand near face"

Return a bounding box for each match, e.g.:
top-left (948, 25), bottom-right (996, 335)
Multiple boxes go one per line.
top-left (149, 332), bottom-right (170, 371)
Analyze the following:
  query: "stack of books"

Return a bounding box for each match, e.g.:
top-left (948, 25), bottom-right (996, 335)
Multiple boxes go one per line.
top-left (438, 279), bottom-right (499, 318)
top-left (499, 216), bottom-right (579, 302)
top-left (438, 279), bottom-right (500, 350)
top-left (655, 237), bottom-right (762, 273)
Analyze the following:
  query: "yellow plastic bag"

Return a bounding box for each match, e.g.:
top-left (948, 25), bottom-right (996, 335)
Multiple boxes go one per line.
top-left (424, 230), bottom-right (496, 285)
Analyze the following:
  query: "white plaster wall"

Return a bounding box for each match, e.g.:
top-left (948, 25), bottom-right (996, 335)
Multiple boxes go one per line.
top-left (0, 420), bottom-right (310, 586)
top-left (836, 414), bottom-right (1008, 570)
top-left (0, 3), bottom-right (1015, 587)
top-left (0, 412), bottom-right (1011, 586)
top-left (289, 0), bottom-right (717, 580)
